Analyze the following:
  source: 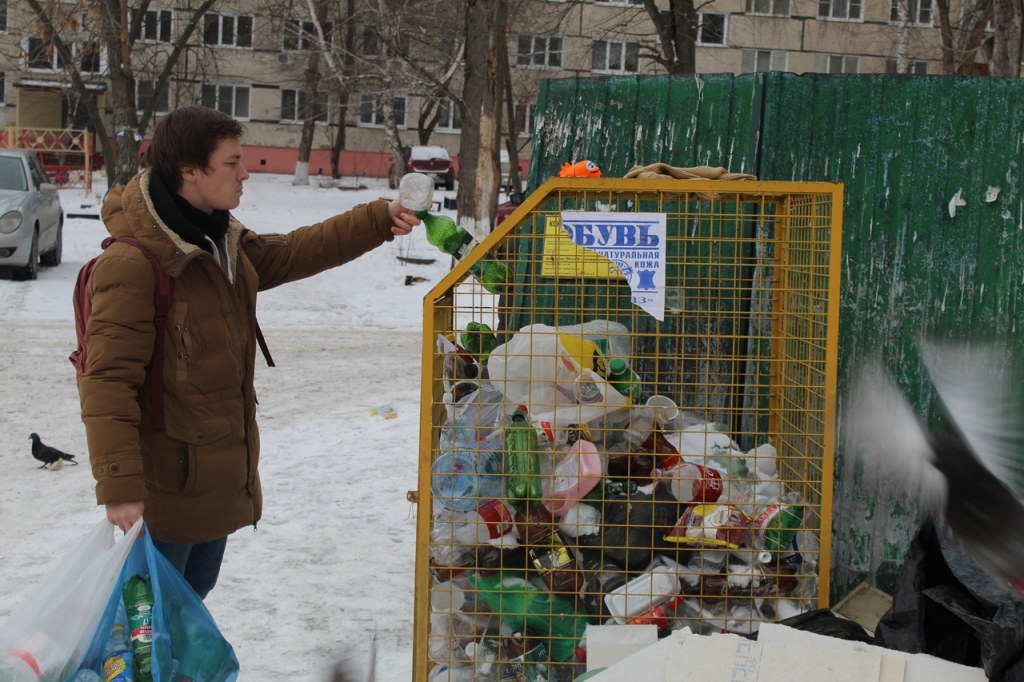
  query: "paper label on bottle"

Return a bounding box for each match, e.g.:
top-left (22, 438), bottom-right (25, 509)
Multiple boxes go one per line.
top-left (692, 465), bottom-right (723, 503)
top-left (529, 533), bottom-right (574, 573)
top-left (476, 499), bottom-right (515, 539)
top-left (454, 237), bottom-right (477, 261)
top-left (553, 455), bottom-right (580, 493)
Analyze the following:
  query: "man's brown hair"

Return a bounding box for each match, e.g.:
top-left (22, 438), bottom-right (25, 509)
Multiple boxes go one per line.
top-left (146, 106), bottom-right (245, 191)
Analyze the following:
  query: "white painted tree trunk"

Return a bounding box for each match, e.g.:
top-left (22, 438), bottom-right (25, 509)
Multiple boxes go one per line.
top-left (293, 160), bottom-right (310, 186)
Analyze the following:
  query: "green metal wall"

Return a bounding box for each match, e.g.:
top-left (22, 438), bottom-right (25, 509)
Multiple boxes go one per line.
top-left (526, 72), bottom-right (1024, 601)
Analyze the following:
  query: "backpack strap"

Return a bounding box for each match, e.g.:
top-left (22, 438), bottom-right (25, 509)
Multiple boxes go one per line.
top-left (238, 232), bottom-right (275, 368)
top-left (102, 236), bottom-right (174, 430)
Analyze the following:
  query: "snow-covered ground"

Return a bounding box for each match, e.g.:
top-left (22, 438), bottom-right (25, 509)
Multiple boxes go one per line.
top-left (0, 173), bottom-right (460, 681)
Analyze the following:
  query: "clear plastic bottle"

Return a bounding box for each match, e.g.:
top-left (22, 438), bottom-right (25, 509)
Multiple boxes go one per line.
top-left (101, 612), bottom-right (134, 682)
top-left (430, 449), bottom-right (504, 512)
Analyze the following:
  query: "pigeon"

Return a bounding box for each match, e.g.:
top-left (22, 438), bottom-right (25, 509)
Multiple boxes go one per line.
top-left (848, 341), bottom-right (1024, 597)
top-left (29, 433), bottom-right (78, 469)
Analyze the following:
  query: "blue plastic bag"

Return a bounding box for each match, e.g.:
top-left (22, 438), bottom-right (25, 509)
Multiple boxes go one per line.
top-left (75, 525), bottom-right (239, 682)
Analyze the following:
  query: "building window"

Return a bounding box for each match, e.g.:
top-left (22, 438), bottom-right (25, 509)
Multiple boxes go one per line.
top-left (0, 0), bottom-right (9, 32)
top-left (0, 73), bottom-right (6, 105)
top-left (281, 88), bottom-right (328, 123)
top-left (203, 13), bottom-right (253, 48)
top-left (284, 18), bottom-right (330, 51)
top-left (818, 0), bottom-right (861, 20)
top-left (696, 14), bottom-right (727, 45)
top-left (79, 42), bottom-right (102, 74)
top-left (201, 84), bottom-right (250, 119)
top-left (890, 0), bottom-right (933, 24)
top-left (514, 102), bottom-right (536, 137)
top-left (746, 0), bottom-right (790, 14)
top-left (742, 49), bottom-right (788, 72)
top-left (137, 79), bottom-right (170, 114)
top-left (886, 58), bottom-right (928, 74)
top-left (592, 40), bottom-right (639, 73)
top-left (26, 36), bottom-right (69, 71)
top-left (438, 99), bottom-right (460, 131)
top-left (358, 93), bottom-right (406, 128)
top-left (517, 35), bottom-right (562, 68)
top-left (815, 54), bottom-right (859, 73)
top-left (361, 24), bottom-right (379, 56)
top-left (140, 9), bottom-right (172, 43)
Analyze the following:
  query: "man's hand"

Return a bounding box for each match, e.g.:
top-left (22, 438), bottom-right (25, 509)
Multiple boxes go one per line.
top-left (387, 197), bottom-right (421, 236)
top-left (106, 500), bottom-right (144, 532)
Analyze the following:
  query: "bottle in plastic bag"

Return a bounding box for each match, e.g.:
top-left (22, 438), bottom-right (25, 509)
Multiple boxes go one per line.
top-left (102, 610), bottom-right (134, 682)
top-left (68, 670), bottom-right (103, 682)
top-left (430, 500), bottom-right (520, 567)
top-left (0, 655), bottom-right (39, 682)
top-left (122, 575), bottom-right (154, 682)
top-left (504, 411), bottom-right (542, 508)
top-left (431, 449), bottom-right (504, 512)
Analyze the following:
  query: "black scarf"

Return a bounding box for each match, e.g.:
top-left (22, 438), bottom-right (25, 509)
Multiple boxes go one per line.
top-left (148, 171), bottom-right (230, 255)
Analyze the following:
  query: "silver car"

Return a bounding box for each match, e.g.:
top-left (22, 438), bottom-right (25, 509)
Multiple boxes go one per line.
top-left (0, 149), bottom-right (63, 280)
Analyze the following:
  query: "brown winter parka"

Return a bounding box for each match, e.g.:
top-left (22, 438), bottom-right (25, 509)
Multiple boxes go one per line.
top-left (80, 170), bottom-right (395, 544)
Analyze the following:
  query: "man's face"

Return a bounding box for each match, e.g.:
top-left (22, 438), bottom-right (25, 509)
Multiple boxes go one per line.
top-left (181, 136), bottom-right (249, 213)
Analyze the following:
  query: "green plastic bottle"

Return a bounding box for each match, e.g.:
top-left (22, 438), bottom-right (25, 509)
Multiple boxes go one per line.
top-left (605, 358), bottom-right (640, 403)
top-left (460, 321), bottom-right (499, 364)
top-left (466, 570), bottom-right (591, 664)
top-left (416, 210), bottom-right (510, 294)
top-left (122, 574), bottom-right (154, 682)
top-left (504, 410), bottom-right (542, 508)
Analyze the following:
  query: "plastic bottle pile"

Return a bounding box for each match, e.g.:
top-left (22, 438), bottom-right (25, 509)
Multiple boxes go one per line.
top-left (428, 321), bottom-right (820, 682)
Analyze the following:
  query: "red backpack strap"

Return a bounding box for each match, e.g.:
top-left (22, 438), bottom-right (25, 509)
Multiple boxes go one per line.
top-left (239, 232), bottom-right (275, 368)
top-left (106, 237), bottom-right (174, 430)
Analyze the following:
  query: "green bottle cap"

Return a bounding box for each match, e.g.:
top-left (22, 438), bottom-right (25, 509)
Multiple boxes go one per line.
top-left (609, 358), bottom-right (626, 375)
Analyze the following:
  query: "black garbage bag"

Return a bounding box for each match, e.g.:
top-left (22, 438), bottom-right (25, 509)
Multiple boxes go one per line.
top-left (762, 608), bottom-right (875, 643)
top-left (576, 484), bottom-right (682, 571)
top-left (873, 516), bottom-right (1024, 680)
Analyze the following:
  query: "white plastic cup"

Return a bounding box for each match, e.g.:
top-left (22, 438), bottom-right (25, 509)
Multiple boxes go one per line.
top-left (645, 395), bottom-right (680, 431)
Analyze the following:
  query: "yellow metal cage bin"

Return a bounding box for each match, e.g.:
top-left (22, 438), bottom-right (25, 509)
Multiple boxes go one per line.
top-left (413, 178), bottom-right (843, 682)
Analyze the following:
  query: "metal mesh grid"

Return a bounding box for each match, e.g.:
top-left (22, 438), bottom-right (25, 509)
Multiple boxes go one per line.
top-left (415, 179), bottom-right (842, 682)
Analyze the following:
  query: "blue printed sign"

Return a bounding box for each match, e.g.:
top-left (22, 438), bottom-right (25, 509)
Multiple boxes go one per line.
top-left (560, 211), bottom-right (667, 320)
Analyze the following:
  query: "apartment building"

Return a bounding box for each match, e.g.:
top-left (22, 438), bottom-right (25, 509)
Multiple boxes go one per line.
top-left (0, 0), bottom-right (997, 175)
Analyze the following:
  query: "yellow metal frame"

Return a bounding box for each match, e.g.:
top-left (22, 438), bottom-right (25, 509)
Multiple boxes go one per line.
top-left (0, 127), bottom-right (93, 193)
top-left (414, 177), bottom-right (843, 681)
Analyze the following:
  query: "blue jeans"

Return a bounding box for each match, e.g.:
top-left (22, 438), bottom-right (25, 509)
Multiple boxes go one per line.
top-left (150, 536), bottom-right (228, 600)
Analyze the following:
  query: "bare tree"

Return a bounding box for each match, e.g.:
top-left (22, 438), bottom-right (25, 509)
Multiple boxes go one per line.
top-left (639, 0), bottom-right (699, 74)
top-left (991, 0), bottom-right (1023, 76)
top-left (291, 0), bottom-right (331, 185)
top-left (24, 0), bottom-right (219, 187)
top-left (936, 0), bottom-right (994, 74)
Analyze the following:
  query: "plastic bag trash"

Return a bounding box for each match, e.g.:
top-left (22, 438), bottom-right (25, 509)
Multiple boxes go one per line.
top-left (0, 520), bottom-right (143, 682)
top-left (873, 516), bottom-right (1024, 679)
top-left (72, 525), bottom-right (240, 682)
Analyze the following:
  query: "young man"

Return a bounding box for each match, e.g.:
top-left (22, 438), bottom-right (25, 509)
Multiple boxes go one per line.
top-left (79, 106), bottom-right (419, 598)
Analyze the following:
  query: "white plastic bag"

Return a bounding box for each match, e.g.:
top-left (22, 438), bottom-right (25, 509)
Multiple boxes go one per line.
top-left (0, 519), bottom-right (142, 682)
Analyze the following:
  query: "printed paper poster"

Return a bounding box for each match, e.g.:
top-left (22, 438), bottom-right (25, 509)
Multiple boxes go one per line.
top-left (553, 211), bottom-right (667, 321)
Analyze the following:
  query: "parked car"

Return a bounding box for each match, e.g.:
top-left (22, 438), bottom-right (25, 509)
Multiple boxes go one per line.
top-left (392, 145), bottom-right (456, 191)
top-left (0, 149), bottom-right (64, 280)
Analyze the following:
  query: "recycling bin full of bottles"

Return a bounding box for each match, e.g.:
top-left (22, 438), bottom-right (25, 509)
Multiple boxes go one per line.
top-left (413, 177), bottom-right (843, 681)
